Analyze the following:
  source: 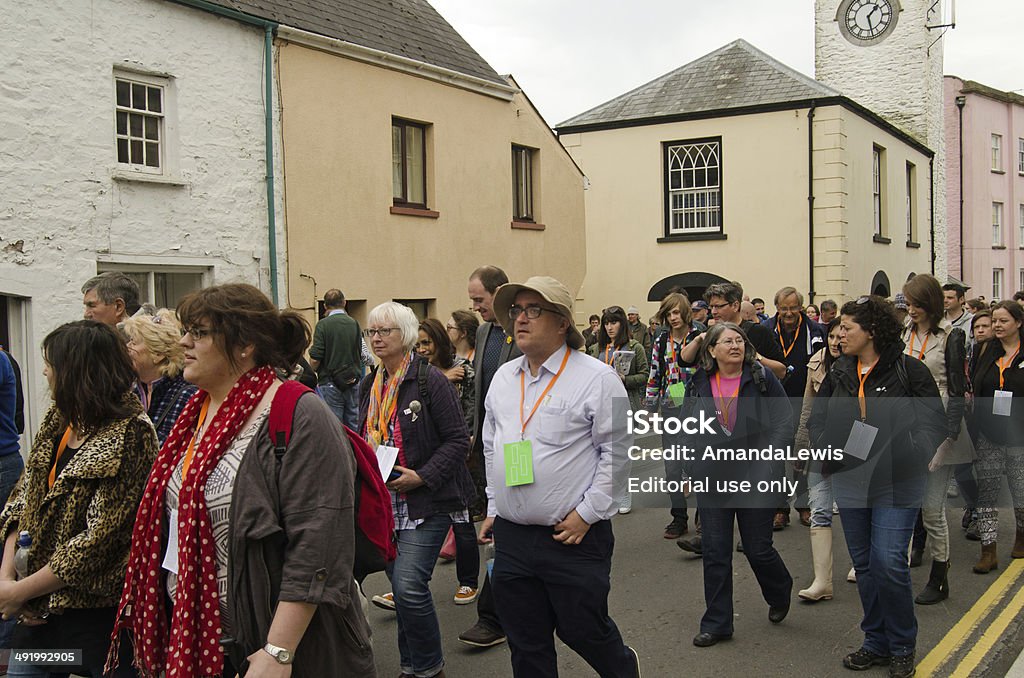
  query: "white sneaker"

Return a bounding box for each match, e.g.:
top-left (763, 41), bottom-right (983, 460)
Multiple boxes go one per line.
top-left (947, 480), bottom-right (959, 498)
top-left (847, 567), bottom-right (857, 583)
top-left (618, 494), bottom-right (633, 514)
top-left (371, 592), bottom-right (396, 611)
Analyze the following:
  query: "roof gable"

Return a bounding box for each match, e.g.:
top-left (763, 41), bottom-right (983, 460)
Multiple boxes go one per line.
top-left (558, 39), bottom-right (840, 129)
top-left (206, 0), bottom-right (506, 85)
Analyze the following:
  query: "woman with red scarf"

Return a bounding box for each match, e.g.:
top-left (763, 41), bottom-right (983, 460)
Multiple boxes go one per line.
top-left (109, 284), bottom-right (375, 678)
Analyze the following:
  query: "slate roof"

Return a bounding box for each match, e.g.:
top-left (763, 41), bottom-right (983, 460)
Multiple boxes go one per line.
top-left (206, 0), bottom-right (506, 85)
top-left (557, 39), bottom-right (842, 130)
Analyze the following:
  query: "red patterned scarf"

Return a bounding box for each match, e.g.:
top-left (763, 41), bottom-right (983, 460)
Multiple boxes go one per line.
top-left (108, 366), bottom-right (277, 678)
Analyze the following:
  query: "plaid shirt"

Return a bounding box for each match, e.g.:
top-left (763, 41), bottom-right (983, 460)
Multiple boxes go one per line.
top-left (140, 374), bottom-right (198, 445)
top-left (384, 411), bottom-right (468, 531)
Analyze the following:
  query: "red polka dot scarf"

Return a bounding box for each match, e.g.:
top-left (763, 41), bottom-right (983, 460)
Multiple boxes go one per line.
top-left (108, 366), bottom-right (277, 678)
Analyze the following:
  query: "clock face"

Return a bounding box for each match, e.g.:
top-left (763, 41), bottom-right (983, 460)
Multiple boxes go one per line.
top-left (836, 0), bottom-right (900, 46)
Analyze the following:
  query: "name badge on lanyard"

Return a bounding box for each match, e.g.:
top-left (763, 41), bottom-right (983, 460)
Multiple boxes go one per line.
top-left (994, 390), bottom-right (1013, 417)
top-left (504, 440), bottom-right (535, 486)
top-left (162, 508), bottom-right (179, 575)
top-left (843, 420), bottom-right (879, 461)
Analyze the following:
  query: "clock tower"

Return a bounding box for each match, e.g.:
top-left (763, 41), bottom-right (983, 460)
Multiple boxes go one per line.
top-left (815, 0), bottom-right (948, 278)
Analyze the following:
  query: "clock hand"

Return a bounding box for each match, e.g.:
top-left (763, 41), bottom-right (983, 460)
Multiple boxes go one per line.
top-left (867, 5), bottom-right (880, 28)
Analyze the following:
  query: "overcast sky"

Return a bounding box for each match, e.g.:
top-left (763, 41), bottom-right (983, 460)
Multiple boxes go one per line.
top-left (429, 0), bottom-right (1023, 127)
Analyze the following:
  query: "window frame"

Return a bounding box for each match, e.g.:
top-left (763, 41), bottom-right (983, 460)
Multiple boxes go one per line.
top-left (993, 268), bottom-right (1004, 301)
top-left (661, 136), bottom-right (724, 240)
top-left (905, 161), bottom-right (917, 245)
top-left (96, 261), bottom-right (211, 309)
top-left (112, 68), bottom-right (179, 182)
top-left (872, 145), bottom-right (888, 242)
top-left (992, 133), bottom-right (1003, 172)
top-left (993, 202), bottom-right (1004, 248)
top-left (1018, 138), bottom-right (1024, 175)
top-left (391, 118), bottom-right (428, 210)
top-left (512, 144), bottom-right (536, 223)
top-left (1019, 204), bottom-right (1024, 249)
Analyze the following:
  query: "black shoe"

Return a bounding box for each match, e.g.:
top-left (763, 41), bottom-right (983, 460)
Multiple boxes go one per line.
top-left (458, 622), bottom-right (506, 648)
top-left (768, 603), bottom-right (789, 624)
top-left (889, 653), bottom-right (915, 678)
top-left (843, 648), bottom-right (892, 671)
top-left (693, 632), bottom-right (732, 647)
top-left (915, 560), bottom-right (949, 605)
top-left (627, 645), bottom-right (642, 678)
top-left (664, 519), bottom-right (688, 539)
top-left (676, 535), bottom-right (702, 555)
top-left (961, 508), bottom-right (973, 530)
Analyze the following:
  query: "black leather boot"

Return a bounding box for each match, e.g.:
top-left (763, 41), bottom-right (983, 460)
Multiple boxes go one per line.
top-left (914, 559), bottom-right (949, 605)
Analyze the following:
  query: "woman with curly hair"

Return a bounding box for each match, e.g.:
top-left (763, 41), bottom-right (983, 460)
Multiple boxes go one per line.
top-left (809, 296), bottom-right (945, 677)
top-left (120, 309), bottom-right (198, 445)
top-left (0, 321), bottom-right (157, 678)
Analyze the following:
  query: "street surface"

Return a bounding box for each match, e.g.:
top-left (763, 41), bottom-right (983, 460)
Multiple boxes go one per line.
top-left (365, 454), bottom-right (1024, 677)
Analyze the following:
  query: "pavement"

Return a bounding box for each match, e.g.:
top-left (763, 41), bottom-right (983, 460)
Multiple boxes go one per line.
top-left (364, 454), bottom-right (1024, 677)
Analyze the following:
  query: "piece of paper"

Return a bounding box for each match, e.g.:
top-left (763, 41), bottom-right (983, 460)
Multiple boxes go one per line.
top-left (612, 350), bottom-right (635, 377)
top-left (376, 444), bottom-right (400, 481)
top-left (994, 390), bottom-right (1013, 417)
top-left (161, 508), bottom-right (179, 575)
top-left (668, 381), bottom-right (687, 406)
top-left (843, 420), bottom-right (879, 461)
top-left (504, 440), bottom-right (535, 486)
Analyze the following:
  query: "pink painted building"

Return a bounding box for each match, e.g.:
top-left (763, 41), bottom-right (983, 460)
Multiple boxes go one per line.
top-left (945, 76), bottom-right (1024, 300)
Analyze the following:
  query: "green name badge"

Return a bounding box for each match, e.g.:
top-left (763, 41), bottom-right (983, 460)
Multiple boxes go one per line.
top-left (668, 381), bottom-right (687, 406)
top-left (504, 440), bottom-right (535, 486)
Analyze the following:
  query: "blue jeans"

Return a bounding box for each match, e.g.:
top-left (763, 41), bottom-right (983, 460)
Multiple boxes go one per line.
top-left (807, 470), bottom-right (834, 528)
top-left (699, 507), bottom-right (792, 636)
top-left (319, 381), bottom-right (359, 431)
top-left (838, 507), bottom-right (918, 657)
top-left (388, 514), bottom-right (451, 678)
top-left (0, 453), bottom-right (23, 650)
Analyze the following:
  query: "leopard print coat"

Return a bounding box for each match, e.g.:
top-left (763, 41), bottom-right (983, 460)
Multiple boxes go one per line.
top-left (0, 392), bottom-right (158, 616)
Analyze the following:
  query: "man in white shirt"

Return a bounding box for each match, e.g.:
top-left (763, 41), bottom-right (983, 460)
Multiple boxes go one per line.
top-left (479, 276), bottom-right (639, 678)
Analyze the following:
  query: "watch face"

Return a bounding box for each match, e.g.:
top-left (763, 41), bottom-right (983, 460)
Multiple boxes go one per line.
top-left (836, 0), bottom-right (900, 46)
top-left (277, 650), bottom-right (293, 664)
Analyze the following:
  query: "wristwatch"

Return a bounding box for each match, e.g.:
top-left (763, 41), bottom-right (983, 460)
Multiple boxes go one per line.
top-left (263, 642), bottom-right (295, 664)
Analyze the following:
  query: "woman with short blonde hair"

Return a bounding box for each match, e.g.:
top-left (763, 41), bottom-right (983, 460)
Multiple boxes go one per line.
top-left (120, 310), bottom-right (197, 445)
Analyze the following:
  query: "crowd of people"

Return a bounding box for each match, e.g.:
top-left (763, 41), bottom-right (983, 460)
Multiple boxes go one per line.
top-left (0, 267), bottom-right (1021, 678)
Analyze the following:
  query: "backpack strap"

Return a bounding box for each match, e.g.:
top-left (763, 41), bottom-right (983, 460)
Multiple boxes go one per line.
top-left (417, 358), bottom-right (432, 409)
top-left (268, 380), bottom-right (313, 458)
top-left (751, 361), bottom-right (769, 395)
top-left (895, 353), bottom-right (912, 396)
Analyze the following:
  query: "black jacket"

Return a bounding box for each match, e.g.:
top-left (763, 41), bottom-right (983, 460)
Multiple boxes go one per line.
top-left (682, 363), bottom-right (793, 508)
top-left (969, 334), bottom-right (1024, 445)
top-left (808, 341), bottom-right (945, 507)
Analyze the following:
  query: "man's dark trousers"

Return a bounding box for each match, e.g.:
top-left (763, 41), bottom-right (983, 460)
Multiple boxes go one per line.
top-left (491, 517), bottom-right (636, 678)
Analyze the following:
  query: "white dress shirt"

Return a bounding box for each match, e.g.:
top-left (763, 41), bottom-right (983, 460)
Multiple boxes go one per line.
top-left (483, 345), bottom-right (630, 526)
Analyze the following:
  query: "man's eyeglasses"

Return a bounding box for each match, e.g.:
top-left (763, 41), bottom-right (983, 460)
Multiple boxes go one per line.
top-left (181, 326), bottom-right (213, 341)
top-left (776, 306), bottom-right (802, 313)
top-left (445, 324), bottom-right (458, 331)
top-left (509, 305), bottom-right (557, 320)
top-left (708, 302), bottom-right (733, 310)
top-left (363, 327), bottom-right (400, 338)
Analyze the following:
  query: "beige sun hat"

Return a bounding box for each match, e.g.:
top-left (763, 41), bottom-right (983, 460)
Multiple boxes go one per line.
top-left (492, 276), bottom-right (585, 350)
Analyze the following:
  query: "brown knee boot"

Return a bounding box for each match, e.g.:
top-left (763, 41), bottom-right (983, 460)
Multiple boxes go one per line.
top-left (973, 543), bottom-right (999, 573)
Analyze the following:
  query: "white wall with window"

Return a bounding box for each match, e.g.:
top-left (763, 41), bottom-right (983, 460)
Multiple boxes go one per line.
top-left (992, 134), bottom-right (1003, 172)
top-left (2, 0), bottom-right (284, 425)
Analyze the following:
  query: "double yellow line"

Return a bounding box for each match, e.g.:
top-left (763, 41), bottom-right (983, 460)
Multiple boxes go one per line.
top-left (917, 559), bottom-right (1024, 677)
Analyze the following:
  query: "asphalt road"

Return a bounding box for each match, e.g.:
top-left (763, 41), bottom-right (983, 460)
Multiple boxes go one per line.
top-left (364, 456), bottom-right (1024, 678)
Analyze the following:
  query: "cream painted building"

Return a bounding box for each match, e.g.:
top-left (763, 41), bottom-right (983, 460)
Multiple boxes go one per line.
top-left (253, 0), bottom-right (587, 326)
top-left (556, 40), bottom-right (933, 324)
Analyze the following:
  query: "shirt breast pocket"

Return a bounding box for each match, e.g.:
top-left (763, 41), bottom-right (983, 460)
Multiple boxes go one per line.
top-left (535, 399), bottom-right (577, 446)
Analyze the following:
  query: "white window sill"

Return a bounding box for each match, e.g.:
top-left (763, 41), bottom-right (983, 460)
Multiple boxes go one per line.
top-left (112, 170), bottom-right (187, 186)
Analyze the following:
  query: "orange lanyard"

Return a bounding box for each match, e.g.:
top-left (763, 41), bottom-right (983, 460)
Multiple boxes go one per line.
top-left (47, 426), bottom-right (73, 489)
top-left (467, 348), bottom-right (475, 362)
top-left (857, 358), bottom-right (877, 421)
top-left (998, 344), bottom-right (1021, 389)
top-left (778, 315), bottom-right (803, 358)
top-left (906, 330), bottom-right (930, 360)
top-left (519, 347), bottom-right (571, 438)
top-left (182, 396), bottom-right (211, 479)
top-left (714, 372), bottom-right (740, 427)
